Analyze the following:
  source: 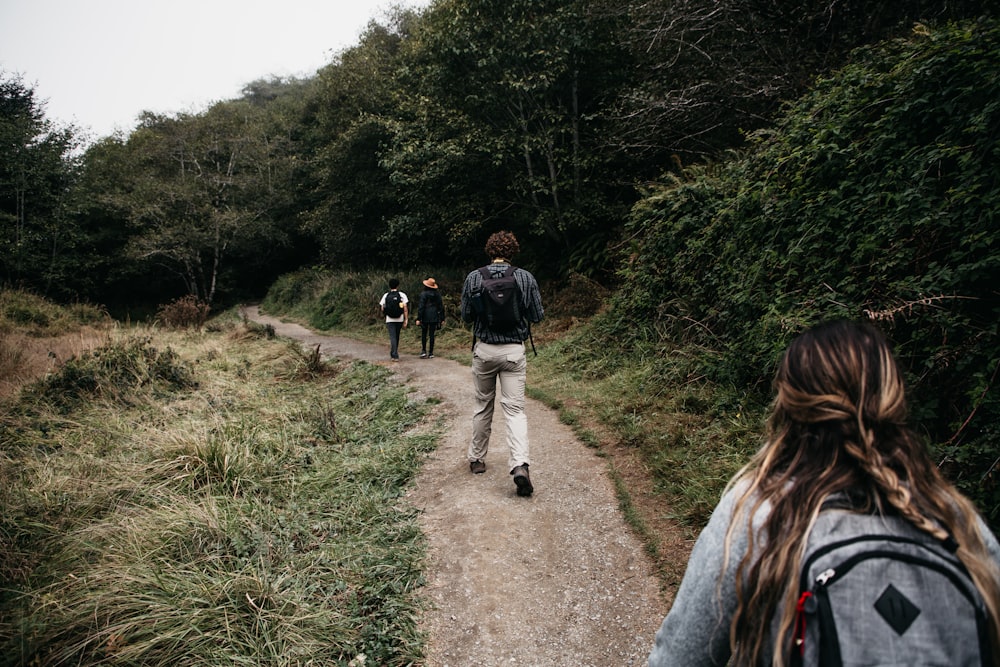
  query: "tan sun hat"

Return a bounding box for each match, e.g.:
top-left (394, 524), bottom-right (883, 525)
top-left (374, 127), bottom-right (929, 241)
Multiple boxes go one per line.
top-left (423, 278), bottom-right (438, 289)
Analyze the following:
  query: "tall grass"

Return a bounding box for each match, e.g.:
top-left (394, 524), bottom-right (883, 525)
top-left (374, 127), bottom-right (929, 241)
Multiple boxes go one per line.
top-left (0, 316), bottom-right (438, 665)
top-left (0, 289), bottom-right (108, 336)
top-left (0, 289), bottom-right (111, 398)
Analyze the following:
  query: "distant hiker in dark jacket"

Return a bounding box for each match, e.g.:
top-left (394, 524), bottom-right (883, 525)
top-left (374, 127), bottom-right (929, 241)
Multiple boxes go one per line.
top-left (416, 277), bottom-right (445, 359)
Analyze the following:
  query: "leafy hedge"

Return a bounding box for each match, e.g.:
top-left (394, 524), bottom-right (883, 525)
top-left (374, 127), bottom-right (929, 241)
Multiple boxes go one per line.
top-left (614, 19), bottom-right (1000, 521)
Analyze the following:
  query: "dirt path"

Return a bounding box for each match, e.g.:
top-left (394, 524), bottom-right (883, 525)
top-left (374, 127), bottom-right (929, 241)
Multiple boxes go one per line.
top-left (244, 306), bottom-right (667, 666)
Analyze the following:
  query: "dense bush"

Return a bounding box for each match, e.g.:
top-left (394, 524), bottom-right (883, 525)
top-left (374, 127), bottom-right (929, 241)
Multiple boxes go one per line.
top-left (156, 295), bottom-right (211, 329)
top-left (614, 19), bottom-right (1000, 521)
top-left (24, 336), bottom-right (196, 410)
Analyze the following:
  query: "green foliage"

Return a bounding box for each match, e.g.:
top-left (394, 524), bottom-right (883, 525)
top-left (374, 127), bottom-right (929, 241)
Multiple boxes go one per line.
top-left (0, 73), bottom-right (84, 298)
top-left (21, 0), bottom-right (1000, 299)
top-left (115, 102), bottom-right (297, 305)
top-left (375, 0), bottom-right (634, 271)
top-left (294, 13), bottom-right (430, 270)
top-left (614, 19), bottom-right (1000, 523)
top-left (610, 0), bottom-right (997, 165)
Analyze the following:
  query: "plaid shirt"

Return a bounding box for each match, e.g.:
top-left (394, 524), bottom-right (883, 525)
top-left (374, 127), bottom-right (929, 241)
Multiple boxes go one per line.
top-left (461, 262), bottom-right (544, 344)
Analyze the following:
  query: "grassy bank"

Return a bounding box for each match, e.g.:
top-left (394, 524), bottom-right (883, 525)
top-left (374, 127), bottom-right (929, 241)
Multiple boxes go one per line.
top-left (0, 304), bottom-right (439, 665)
top-left (0, 290), bottom-right (111, 399)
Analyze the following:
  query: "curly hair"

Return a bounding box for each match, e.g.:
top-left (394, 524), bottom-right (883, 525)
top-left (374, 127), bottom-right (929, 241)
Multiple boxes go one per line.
top-left (484, 230), bottom-right (520, 260)
top-left (723, 320), bottom-right (1000, 666)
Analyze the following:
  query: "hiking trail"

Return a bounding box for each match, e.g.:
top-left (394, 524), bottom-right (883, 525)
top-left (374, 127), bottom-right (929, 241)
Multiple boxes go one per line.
top-left (245, 306), bottom-right (667, 666)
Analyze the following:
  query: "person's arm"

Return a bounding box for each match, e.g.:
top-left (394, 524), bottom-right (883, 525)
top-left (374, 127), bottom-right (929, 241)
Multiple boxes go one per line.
top-left (523, 273), bottom-right (544, 323)
top-left (460, 273), bottom-right (477, 323)
top-left (648, 488), bottom-right (745, 667)
top-left (976, 514), bottom-right (1000, 565)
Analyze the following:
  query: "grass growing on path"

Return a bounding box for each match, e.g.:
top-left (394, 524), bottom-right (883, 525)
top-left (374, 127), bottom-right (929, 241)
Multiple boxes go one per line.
top-left (0, 317), bottom-right (438, 666)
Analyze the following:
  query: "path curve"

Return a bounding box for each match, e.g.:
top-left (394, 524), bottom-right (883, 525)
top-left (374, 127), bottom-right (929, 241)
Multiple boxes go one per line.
top-left (244, 306), bottom-right (666, 666)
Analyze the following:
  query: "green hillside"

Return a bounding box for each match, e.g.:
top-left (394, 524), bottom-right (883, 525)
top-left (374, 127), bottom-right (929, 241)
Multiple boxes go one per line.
top-left (604, 19), bottom-right (1000, 525)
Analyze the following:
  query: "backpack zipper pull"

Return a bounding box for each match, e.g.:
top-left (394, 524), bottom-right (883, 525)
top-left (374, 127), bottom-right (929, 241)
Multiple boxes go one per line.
top-left (816, 568), bottom-right (836, 586)
top-left (794, 591), bottom-right (815, 654)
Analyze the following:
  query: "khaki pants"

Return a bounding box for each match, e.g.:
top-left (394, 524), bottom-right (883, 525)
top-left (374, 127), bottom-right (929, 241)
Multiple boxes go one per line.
top-left (469, 342), bottom-right (530, 472)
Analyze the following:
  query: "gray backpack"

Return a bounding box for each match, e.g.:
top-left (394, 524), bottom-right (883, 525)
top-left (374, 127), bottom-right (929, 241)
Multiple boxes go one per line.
top-left (790, 510), bottom-right (992, 667)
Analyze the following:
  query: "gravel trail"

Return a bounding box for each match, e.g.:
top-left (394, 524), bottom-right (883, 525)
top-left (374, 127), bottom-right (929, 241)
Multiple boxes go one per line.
top-left (244, 306), bottom-right (667, 666)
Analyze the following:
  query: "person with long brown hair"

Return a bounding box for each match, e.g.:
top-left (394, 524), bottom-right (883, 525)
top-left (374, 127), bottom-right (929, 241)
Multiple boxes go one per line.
top-left (648, 320), bottom-right (1000, 666)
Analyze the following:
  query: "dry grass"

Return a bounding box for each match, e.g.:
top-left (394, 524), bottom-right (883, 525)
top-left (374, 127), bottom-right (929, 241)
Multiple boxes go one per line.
top-left (1, 316), bottom-right (437, 664)
top-left (0, 326), bottom-right (109, 399)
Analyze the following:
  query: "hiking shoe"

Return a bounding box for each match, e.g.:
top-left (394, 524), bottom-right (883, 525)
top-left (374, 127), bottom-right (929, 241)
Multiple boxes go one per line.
top-left (428, 354), bottom-right (435, 358)
top-left (470, 460), bottom-right (486, 474)
top-left (511, 464), bottom-right (533, 496)
top-left (420, 352), bottom-right (427, 358)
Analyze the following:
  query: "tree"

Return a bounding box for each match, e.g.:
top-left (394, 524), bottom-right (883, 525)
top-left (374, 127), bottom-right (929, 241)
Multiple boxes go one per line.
top-left (604, 0), bottom-right (998, 166)
top-left (382, 0), bottom-right (632, 271)
top-left (296, 11), bottom-right (422, 269)
top-left (0, 72), bottom-right (82, 296)
top-left (115, 101), bottom-right (290, 305)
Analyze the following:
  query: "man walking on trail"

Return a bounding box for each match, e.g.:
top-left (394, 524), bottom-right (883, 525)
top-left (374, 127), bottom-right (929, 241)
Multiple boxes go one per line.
top-left (460, 230), bottom-right (544, 496)
top-left (379, 278), bottom-right (409, 361)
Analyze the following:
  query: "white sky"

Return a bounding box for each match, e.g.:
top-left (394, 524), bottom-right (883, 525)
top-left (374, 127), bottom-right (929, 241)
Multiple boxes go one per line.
top-left (0, 0), bottom-right (431, 142)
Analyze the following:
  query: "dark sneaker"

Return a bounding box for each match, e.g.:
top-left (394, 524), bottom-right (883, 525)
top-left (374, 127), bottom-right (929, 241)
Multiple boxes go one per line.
top-left (470, 460), bottom-right (486, 474)
top-left (511, 464), bottom-right (533, 496)
top-left (419, 352), bottom-right (427, 358)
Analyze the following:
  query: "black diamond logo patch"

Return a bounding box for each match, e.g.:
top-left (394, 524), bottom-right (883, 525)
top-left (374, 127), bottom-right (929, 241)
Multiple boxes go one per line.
top-left (874, 584), bottom-right (921, 635)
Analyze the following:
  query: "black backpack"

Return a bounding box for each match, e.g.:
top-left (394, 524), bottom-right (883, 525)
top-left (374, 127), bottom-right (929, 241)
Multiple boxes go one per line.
top-left (789, 510), bottom-right (992, 667)
top-left (383, 291), bottom-right (404, 318)
top-left (474, 265), bottom-right (522, 332)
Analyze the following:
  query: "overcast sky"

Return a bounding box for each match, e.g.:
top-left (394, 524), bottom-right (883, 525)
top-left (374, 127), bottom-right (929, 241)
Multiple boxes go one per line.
top-left (1, 0), bottom-right (431, 142)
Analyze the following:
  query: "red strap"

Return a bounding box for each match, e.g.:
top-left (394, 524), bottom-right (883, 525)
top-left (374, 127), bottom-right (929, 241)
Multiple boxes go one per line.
top-left (794, 591), bottom-right (813, 657)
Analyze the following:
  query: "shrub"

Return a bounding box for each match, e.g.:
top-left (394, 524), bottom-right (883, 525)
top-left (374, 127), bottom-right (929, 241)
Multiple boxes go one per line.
top-left (156, 296), bottom-right (210, 329)
top-left (25, 335), bottom-right (196, 410)
top-left (615, 19), bottom-right (1000, 523)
